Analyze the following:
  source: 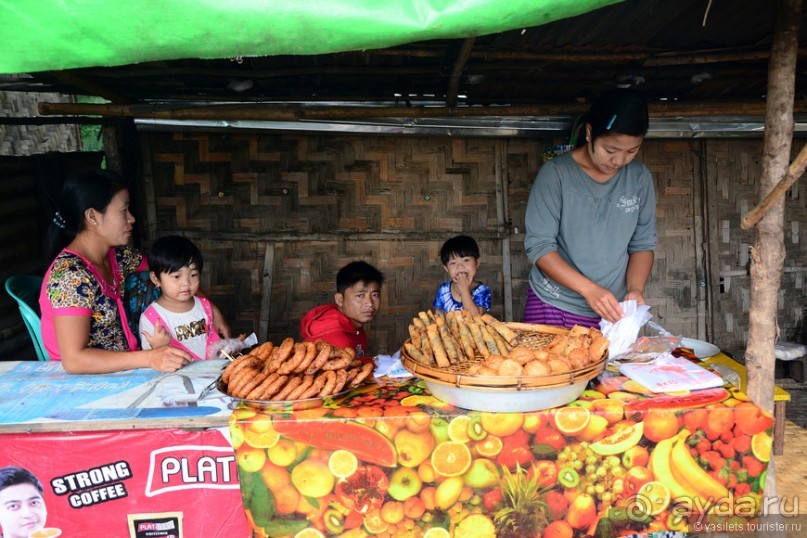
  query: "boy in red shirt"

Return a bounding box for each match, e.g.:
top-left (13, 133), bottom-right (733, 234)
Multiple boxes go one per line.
top-left (300, 261), bottom-right (384, 364)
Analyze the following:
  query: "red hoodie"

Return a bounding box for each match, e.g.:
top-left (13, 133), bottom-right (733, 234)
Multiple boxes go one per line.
top-left (300, 304), bottom-right (371, 363)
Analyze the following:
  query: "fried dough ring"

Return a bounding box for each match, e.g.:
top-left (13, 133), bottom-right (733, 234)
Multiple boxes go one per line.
top-left (344, 367), bottom-right (359, 384)
top-left (252, 342), bottom-right (275, 361)
top-left (245, 373), bottom-right (279, 400)
top-left (294, 342), bottom-right (318, 374)
top-left (305, 346), bottom-right (332, 375)
top-left (287, 375), bottom-right (315, 400)
top-left (233, 371), bottom-right (268, 399)
top-left (318, 370), bottom-right (337, 397)
top-left (261, 375), bottom-right (289, 400)
top-left (278, 343), bottom-right (307, 375)
top-left (321, 356), bottom-right (351, 371)
top-left (227, 364), bottom-right (261, 396)
top-left (348, 363), bottom-right (374, 388)
top-left (274, 376), bottom-right (303, 400)
top-left (332, 368), bottom-right (349, 394)
top-left (299, 372), bottom-right (328, 399)
top-left (264, 337), bottom-right (296, 373)
top-left (222, 354), bottom-right (259, 384)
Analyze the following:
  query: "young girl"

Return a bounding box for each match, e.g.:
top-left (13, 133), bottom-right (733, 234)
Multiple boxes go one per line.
top-left (139, 235), bottom-right (221, 361)
top-left (433, 235), bottom-right (491, 315)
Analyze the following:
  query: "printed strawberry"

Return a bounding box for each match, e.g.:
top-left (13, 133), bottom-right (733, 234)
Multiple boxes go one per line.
top-left (742, 456), bottom-right (764, 478)
top-left (730, 460), bottom-right (741, 472)
top-left (699, 451), bottom-right (725, 471)
top-left (732, 434), bottom-right (751, 454)
top-left (705, 428), bottom-right (721, 441)
top-left (695, 439), bottom-right (712, 455)
top-left (720, 467), bottom-right (737, 489)
top-left (708, 469), bottom-right (728, 487)
top-left (714, 440), bottom-right (736, 460)
top-left (735, 483), bottom-right (752, 496)
top-left (720, 430), bottom-right (734, 443)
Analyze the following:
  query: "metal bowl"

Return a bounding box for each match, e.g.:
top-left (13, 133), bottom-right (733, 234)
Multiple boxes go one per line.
top-left (215, 377), bottom-right (353, 411)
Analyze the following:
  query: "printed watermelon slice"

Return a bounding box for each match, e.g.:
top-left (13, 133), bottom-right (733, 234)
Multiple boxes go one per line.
top-left (273, 419), bottom-right (397, 467)
top-left (625, 387), bottom-right (729, 413)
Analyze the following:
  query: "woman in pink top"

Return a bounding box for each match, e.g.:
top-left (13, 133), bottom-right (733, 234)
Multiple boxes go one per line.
top-left (39, 169), bottom-right (227, 374)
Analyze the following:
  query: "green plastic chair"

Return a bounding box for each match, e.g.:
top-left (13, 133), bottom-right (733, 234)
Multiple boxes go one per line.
top-left (4, 275), bottom-right (49, 361)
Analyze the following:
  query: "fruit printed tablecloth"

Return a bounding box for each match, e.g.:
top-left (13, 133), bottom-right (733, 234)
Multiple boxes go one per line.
top-left (229, 374), bottom-right (774, 537)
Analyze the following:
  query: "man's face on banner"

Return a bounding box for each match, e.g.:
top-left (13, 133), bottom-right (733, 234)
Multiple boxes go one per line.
top-left (0, 483), bottom-right (47, 538)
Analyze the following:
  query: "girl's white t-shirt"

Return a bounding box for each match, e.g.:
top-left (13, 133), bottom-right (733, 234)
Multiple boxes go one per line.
top-left (138, 297), bottom-right (209, 361)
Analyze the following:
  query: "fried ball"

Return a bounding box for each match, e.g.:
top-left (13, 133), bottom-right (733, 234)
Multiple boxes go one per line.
top-left (497, 358), bottom-right (524, 377)
top-left (549, 358), bottom-right (571, 374)
top-left (507, 346), bottom-right (536, 365)
top-left (523, 360), bottom-right (550, 376)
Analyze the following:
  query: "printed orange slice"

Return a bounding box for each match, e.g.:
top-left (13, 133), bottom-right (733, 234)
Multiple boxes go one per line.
top-left (431, 441), bottom-right (472, 477)
top-left (636, 481), bottom-right (671, 516)
top-left (328, 449), bottom-right (359, 478)
top-left (554, 406), bottom-right (591, 436)
top-left (751, 431), bottom-right (772, 463)
top-left (448, 416), bottom-right (472, 443)
top-left (474, 435), bottom-right (503, 458)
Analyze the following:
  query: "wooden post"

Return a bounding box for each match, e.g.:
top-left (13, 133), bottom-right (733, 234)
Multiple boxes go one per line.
top-left (747, 0), bottom-right (801, 507)
top-left (259, 242), bottom-right (275, 342)
top-left (746, 0), bottom-right (799, 416)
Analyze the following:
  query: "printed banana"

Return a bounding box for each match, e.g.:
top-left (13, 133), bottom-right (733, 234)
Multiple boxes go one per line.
top-left (669, 428), bottom-right (729, 503)
top-left (650, 432), bottom-right (699, 502)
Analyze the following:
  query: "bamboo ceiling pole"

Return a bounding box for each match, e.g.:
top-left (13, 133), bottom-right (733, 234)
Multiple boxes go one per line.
top-left (38, 101), bottom-right (807, 119)
top-left (741, 141), bottom-right (807, 229)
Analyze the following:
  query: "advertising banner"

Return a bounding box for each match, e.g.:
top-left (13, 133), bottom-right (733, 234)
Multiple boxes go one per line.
top-left (0, 428), bottom-right (249, 538)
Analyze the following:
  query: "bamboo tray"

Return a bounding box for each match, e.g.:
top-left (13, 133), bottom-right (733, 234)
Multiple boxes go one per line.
top-left (400, 322), bottom-right (607, 412)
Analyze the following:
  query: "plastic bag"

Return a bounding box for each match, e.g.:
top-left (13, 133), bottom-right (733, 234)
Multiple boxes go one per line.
top-left (775, 342), bottom-right (807, 361)
top-left (209, 333), bottom-right (259, 360)
top-left (599, 300), bottom-right (653, 359)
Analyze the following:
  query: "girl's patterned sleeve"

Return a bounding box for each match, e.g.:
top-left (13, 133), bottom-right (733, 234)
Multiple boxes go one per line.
top-left (433, 283), bottom-right (448, 311)
top-left (473, 283), bottom-right (492, 311)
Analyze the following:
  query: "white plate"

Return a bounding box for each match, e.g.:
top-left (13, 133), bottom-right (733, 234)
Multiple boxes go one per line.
top-left (679, 338), bottom-right (720, 359)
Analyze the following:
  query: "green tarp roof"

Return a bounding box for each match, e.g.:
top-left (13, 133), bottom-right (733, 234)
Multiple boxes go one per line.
top-left (0, 0), bottom-right (621, 73)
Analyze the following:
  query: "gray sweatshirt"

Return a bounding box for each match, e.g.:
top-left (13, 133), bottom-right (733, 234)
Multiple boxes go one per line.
top-left (524, 151), bottom-right (656, 317)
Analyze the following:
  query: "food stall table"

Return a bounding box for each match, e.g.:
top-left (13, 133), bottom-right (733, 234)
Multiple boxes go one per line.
top-left (0, 360), bottom-right (250, 538)
top-left (230, 374), bottom-right (776, 537)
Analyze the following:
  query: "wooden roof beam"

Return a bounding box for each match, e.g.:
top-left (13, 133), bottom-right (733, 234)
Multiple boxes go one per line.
top-left (38, 100), bottom-right (807, 119)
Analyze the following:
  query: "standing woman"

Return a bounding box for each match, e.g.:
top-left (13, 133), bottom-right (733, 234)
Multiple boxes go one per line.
top-left (524, 88), bottom-right (656, 328)
top-left (39, 169), bottom-right (226, 373)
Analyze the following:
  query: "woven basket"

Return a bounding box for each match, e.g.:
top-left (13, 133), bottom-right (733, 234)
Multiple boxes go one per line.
top-left (400, 322), bottom-right (607, 391)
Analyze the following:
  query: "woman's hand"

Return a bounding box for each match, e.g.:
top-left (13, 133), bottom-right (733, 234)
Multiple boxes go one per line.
top-left (624, 289), bottom-right (647, 306)
top-left (147, 346), bottom-right (193, 372)
top-left (581, 284), bottom-right (624, 323)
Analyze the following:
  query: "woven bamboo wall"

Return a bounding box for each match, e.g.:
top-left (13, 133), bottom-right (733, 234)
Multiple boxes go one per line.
top-left (0, 92), bottom-right (79, 156)
top-left (705, 140), bottom-right (807, 359)
top-left (144, 132), bottom-right (717, 355)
